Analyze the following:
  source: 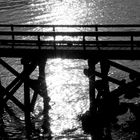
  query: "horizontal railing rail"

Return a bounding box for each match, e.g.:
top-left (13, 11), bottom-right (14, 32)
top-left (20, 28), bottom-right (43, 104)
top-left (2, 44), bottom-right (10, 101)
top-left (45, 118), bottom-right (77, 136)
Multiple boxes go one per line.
top-left (1, 24), bottom-right (140, 33)
top-left (1, 24), bottom-right (140, 27)
top-left (0, 24), bottom-right (140, 51)
top-left (1, 31), bottom-right (140, 36)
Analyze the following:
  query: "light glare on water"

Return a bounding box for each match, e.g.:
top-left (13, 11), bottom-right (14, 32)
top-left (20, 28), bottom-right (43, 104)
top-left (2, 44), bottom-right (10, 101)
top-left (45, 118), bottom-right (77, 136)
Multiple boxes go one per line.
top-left (28, 0), bottom-right (88, 25)
top-left (45, 58), bottom-right (89, 135)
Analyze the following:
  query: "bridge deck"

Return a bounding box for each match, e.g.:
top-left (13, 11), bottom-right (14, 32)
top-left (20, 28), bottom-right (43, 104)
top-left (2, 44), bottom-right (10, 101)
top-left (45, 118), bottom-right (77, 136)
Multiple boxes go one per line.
top-left (0, 24), bottom-right (140, 59)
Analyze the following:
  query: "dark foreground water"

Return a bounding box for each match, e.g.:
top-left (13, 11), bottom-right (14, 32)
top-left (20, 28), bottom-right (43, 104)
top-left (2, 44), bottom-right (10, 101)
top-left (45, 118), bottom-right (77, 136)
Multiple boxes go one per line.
top-left (1, 0), bottom-right (140, 139)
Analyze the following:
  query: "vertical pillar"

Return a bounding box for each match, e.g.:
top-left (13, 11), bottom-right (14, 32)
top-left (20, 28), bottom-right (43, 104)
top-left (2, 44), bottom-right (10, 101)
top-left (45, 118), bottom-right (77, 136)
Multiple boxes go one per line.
top-left (88, 59), bottom-right (96, 112)
top-left (100, 59), bottom-right (110, 93)
top-left (38, 59), bottom-right (51, 139)
top-left (100, 59), bottom-right (112, 139)
top-left (21, 58), bottom-right (32, 138)
top-left (84, 58), bottom-right (98, 112)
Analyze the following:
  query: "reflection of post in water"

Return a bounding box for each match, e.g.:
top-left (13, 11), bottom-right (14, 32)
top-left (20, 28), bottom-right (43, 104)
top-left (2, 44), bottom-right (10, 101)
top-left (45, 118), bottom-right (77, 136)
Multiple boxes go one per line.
top-left (38, 59), bottom-right (52, 139)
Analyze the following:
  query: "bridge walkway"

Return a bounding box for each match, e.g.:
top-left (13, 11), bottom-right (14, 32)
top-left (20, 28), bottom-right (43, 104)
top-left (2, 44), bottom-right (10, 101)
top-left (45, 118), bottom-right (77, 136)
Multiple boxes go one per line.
top-left (0, 24), bottom-right (140, 59)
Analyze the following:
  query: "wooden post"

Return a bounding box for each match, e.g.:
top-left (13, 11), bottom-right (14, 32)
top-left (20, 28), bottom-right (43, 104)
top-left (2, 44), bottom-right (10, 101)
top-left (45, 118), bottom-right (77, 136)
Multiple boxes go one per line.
top-left (83, 35), bottom-right (86, 51)
top-left (53, 26), bottom-right (56, 51)
top-left (88, 59), bottom-right (96, 112)
top-left (11, 24), bottom-right (15, 49)
top-left (100, 59), bottom-right (112, 140)
top-left (84, 58), bottom-right (99, 112)
top-left (95, 25), bottom-right (100, 50)
top-left (100, 59), bottom-right (110, 93)
top-left (38, 35), bottom-right (41, 50)
top-left (21, 58), bottom-right (32, 138)
top-left (131, 35), bottom-right (134, 50)
top-left (38, 59), bottom-right (51, 139)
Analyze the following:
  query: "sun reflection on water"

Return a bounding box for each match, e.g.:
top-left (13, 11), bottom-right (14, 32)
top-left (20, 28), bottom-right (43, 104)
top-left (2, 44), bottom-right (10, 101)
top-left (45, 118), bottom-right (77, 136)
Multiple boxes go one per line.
top-left (28, 0), bottom-right (89, 25)
top-left (49, 0), bottom-right (86, 25)
top-left (45, 58), bottom-right (89, 135)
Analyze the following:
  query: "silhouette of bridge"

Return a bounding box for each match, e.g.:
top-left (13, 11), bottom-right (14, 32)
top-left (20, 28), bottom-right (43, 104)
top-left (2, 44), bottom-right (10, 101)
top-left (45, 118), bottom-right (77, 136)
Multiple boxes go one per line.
top-left (0, 24), bottom-right (140, 59)
top-left (1, 24), bottom-right (140, 139)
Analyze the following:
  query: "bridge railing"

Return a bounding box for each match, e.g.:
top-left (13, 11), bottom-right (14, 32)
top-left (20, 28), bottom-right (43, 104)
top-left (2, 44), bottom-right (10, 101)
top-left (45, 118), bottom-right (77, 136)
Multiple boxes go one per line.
top-left (1, 24), bottom-right (140, 32)
top-left (0, 24), bottom-right (140, 51)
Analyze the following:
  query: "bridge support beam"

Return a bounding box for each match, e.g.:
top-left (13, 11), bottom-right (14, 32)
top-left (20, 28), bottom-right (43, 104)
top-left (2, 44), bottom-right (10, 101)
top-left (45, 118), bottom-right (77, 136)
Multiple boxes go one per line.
top-left (21, 58), bottom-right (33, 138)
top-left (0, 57), bottom-right (52, 138)
top-left (100, 59), bottom-right (110, 94)
top-left (84, 58), bottom-right (99, 112)
top-left (84, 58), bottom-right (110, 111)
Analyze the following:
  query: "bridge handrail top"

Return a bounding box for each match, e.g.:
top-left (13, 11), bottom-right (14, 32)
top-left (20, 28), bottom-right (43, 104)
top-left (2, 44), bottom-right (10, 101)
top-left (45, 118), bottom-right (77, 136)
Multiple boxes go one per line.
top-left (1, 24), bottom-right (140, 28)
top-left (1, 30), bottom-right (140, 36)
top-left (1, 39), bottom-right (139, 42)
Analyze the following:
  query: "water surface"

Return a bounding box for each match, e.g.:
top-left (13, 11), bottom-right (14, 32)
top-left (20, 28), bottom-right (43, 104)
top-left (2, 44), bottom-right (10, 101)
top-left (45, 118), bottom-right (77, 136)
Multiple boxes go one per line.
top-left (0, 0), bottom-right (140, 139)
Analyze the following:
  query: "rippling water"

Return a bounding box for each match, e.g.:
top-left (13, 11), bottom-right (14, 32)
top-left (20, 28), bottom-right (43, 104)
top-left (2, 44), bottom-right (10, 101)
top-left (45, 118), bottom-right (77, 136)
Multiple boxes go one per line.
top-left (45, 59), bottom-right (89, 135)
top-left (1, 0), bottom-right (140, 139)
top-left (1, 0), bottom-right (140, 25)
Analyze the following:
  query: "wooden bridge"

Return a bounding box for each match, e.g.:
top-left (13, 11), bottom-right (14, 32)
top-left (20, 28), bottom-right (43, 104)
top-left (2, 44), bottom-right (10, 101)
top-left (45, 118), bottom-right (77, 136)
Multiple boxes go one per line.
top-left (1, 24), bottom-right (140, 139)
top-left (0, 24), bottom-right (140, 59)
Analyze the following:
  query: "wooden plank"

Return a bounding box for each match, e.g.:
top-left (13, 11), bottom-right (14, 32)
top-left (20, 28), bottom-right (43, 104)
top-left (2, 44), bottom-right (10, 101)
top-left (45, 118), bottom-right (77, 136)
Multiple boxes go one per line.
top-left (1, 39), bottom-right (140, 51)
top-left (94, 70), bottom-right (140, 93)
top-left (95, 70), bottom-right (122, 85)
top-left (0, 31), bottom-right (140, 37)
top-left (9, 96), bottom-right (25, 111)
top-left (111, 77), bottom-right (140, 97)
top-left (108, 60), bottom-right (140, 76)
top-left (30, 91), bottom-right (38, 112)
top-left (0, 48), bottom-right (140, 59)
top-left (1, 24), bottom-right (140, 28)
top-left (4, 80), bottom-right (23, 102)
top-left (0, 82), bottom-right (25, 111)
top-left (1, 39), bottom-right (139, 44)
top-left (0, 58), bottom-right (19, 76)
top-left (4, 104), bottom-right (21, 122)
